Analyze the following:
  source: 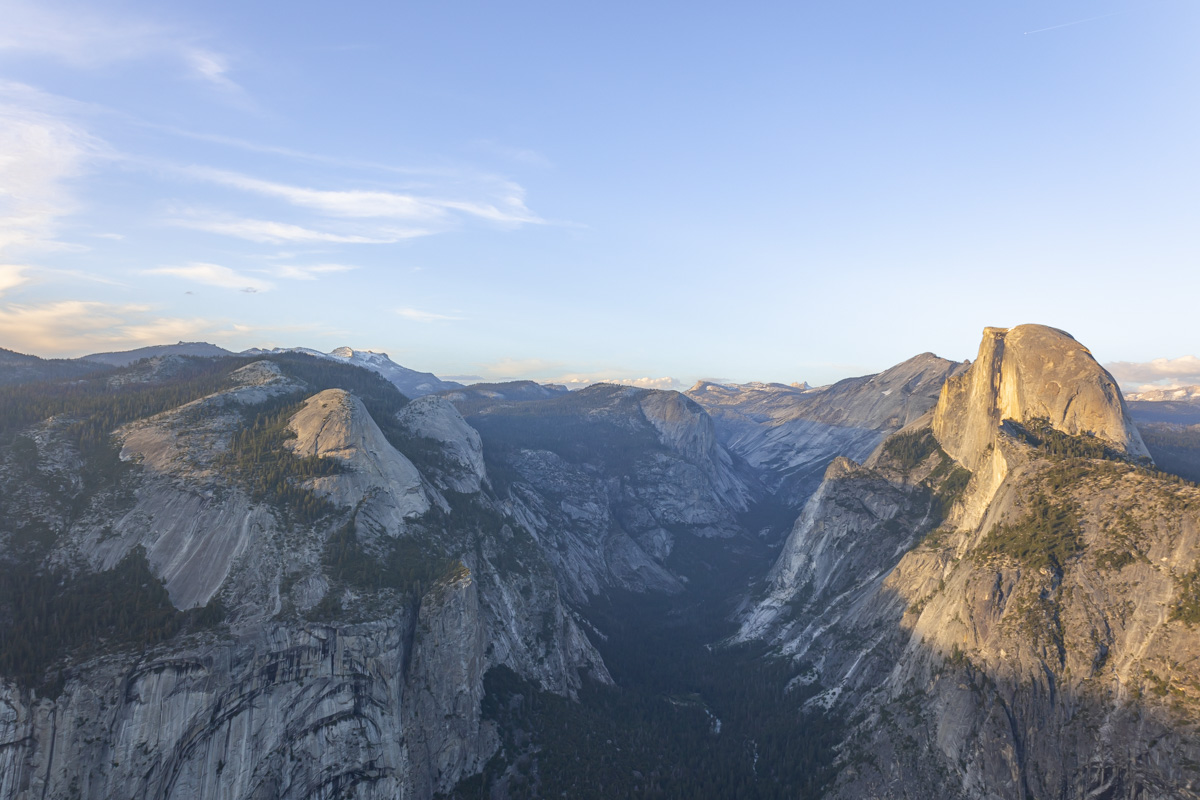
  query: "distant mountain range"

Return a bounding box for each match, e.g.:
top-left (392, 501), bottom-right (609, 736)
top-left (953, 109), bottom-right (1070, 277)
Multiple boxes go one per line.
top-left (240, 345), bottom-right (463, 398)
top-left (1125, 384), bottom-right (1200, 402)
top-left (82, 341), bottom-right (235, 366)
top-left (0, 347), bottom-right (103, 386)
top-left (687, 354), bottom-right (966, 507)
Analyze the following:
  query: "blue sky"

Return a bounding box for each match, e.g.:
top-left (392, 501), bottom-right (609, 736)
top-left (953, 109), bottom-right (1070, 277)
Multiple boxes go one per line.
top-left (1, 0), bottom-right (1198, 390)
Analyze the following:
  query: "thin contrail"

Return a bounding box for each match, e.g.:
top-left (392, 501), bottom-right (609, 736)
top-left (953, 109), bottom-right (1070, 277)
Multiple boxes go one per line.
top-left (1023, 11), bottom-right (1121, 35)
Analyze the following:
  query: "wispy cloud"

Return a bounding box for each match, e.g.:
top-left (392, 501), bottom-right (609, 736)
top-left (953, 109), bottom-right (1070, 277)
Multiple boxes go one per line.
top-left (146, 262), bottom-right (273, 292)
top-left (0, 265), bottom-right (29, 296)
top-left (396, 307), bottom-right (462, 323)
top-left (1106, 356), bottom-right (1200, 392)
top-left (0, 1), bottom-right (245, 96)
top-left (184, 49), bottom-right (237, 91)
top-left (472, 139), bottom-right (553, 169)
top-left (166, 165), bottom-right (544, 245)
top-left (270, 263), bottom-right (357, 281)
top-left (0, 83), bottom-right (103, 258)
top-left (187, 167), bottom-right (544, 225)
top-left (0, 2), bottom-right (165, 66)
top-left (144, 124), bottom-right (546, 191)
top-left (1023, 12), bottom-right (1121, 36)
top-left (168, 214), bottom-right (416, 244)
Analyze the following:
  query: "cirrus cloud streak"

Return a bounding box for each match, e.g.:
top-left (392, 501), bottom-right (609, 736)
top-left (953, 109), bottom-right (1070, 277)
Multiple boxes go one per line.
top-left (395, 307), bottom-right (462, 323)
top-left (146, 262), bottom-right (273, 292)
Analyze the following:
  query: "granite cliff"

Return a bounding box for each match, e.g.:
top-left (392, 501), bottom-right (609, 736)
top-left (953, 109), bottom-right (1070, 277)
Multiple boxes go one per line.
top-left (4, 326), bottom-right (1199, 799)
top-left (451, 383), bottom-right (758, 602)
top-left (0, 354), bottom-right (604, 799)
top-left (689, 353), bottom-right (964, 508)
top-left (742, 325), bottom-right (1200, 799)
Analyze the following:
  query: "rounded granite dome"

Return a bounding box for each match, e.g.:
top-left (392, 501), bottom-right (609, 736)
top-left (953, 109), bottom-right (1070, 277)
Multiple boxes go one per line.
top-left (933, 324), bottom-right (1149, 470)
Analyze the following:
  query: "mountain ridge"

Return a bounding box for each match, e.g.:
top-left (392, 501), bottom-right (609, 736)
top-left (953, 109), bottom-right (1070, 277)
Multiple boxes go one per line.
top-left (4, 326), bottom-right (1200, 799)
top-left (688, 351), bottom-right (965, 508)
top-left (738, 324), bottom-right (1200, 799)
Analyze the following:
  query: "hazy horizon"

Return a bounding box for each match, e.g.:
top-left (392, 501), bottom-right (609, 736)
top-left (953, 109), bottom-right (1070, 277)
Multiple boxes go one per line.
top-left (3, 332), bottom-right (1195, 397)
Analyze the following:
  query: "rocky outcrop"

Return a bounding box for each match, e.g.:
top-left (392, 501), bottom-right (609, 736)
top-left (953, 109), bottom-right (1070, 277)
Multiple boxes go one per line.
top-left (240, 346), bottom-right (463, 398)
top-left (94, 361), bottom-right (302, 609)
top-left (736, 452), bottom-right (938, 650)
top-left (394, 395), bottom-right (487, 494)
top-left (459, 383), bottom-right (756, 601)
top-left (742, 325), bottom-right (1200, 799)
top-left (934, 324), bottom-right (1149, 471)
top-left (929, 324), bottom-right (1150, 529)
top-left (690, 353), bottom-right (964, 507)
top-left (822, 454), bottom-right (1200, 800)
top-left (0, 572), bottom-right (497, 800)
top-left (286, 389), bottom-right (429, 525)
top-left (638, 389), bottom-right (752, 512)
top-left (0, 357), bottom-right (607, 800)
top-left (324, 347), bottom-right (462, 398)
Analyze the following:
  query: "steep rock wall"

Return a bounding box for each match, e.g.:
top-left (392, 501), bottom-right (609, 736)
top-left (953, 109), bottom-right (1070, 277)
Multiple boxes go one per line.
top-left (934, 325), bottom-right (1149, 472)
top-left (744, 325), bottom-right (1200, 799)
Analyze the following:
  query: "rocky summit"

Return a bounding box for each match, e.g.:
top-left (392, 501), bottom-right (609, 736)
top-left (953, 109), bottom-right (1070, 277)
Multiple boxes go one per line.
top-left (740, 325), bottom-right (1200, 799)
top-left (1, 328), bottom-right (1198, 800)
top-left (934, 324), bottom-right (1150, 471)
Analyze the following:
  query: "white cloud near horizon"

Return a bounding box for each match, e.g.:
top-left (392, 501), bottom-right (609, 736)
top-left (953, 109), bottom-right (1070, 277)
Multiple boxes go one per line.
top-left (475, 357), bottom-right (564, 378)
top-left (553, 374), bottom-right (684, 391)
top-left (0, 299), bottom-right (224, 356)
top-left (468, 356), bottom-right (682, 391)
top-left (147, 262), bottom-right (273, 292)
top-left (1106, 356), bottom-right (1200, 392)
top-left (396, 307), bottom-right (462, 322)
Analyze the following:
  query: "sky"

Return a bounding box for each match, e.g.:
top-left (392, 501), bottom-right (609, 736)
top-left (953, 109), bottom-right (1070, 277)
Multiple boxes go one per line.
top-left (1, 0), bottom-right (1198, 391)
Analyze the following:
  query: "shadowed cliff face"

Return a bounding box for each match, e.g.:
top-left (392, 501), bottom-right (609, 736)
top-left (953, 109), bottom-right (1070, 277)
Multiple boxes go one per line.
top-left (456, 383), bottom-right (759, 602)
top-left (0, 355), bottom-right (608, 800)
top-left (689, 353), bottom-right (964, 509)
top-left (744, 325), bottom-right (1200, 799)
top-left (1128, 398), bottom-right (1200, 484)
top-left (821, 454), bottom-right (1200, 800)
